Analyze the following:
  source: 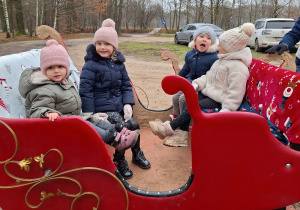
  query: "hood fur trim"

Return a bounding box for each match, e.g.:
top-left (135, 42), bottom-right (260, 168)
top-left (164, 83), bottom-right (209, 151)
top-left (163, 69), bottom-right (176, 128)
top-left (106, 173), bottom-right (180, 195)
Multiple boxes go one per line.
top-left (31, 70), bottom-right (50, 83)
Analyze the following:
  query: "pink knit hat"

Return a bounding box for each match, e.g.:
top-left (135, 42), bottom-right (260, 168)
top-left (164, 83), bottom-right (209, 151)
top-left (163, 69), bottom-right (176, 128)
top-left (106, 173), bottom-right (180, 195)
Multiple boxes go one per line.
top-left (219, 23), bottom-right (255, 53)
top-left (93, 18), bottom-right (118, 49)
top-left (40, 39), bottom-right (70, 85)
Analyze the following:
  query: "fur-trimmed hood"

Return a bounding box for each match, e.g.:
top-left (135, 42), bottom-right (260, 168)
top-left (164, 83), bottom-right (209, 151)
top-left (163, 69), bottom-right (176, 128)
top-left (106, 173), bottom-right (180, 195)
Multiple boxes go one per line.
top-left (19, 67), bottom-right (73, 99)
top-left (84, 43), bottom-right (125, 64)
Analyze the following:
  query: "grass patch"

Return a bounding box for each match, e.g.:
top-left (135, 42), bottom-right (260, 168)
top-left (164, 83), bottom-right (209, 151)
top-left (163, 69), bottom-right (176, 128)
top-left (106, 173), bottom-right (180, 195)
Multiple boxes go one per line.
top-left (119, 42), bottom-right (190, 61)
top-left (119, 41), bottom-right (296, 62)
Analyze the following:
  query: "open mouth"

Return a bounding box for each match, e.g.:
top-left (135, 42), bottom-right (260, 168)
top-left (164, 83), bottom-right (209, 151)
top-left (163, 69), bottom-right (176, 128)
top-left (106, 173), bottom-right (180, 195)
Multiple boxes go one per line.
top-left (200, 43), bottom-right (206, 47)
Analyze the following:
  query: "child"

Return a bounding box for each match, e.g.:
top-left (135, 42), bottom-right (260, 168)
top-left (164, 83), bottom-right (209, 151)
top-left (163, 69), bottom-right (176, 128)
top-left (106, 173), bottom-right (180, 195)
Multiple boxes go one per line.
top-left (169, 26), bottom-right (219, 147)
top-left (149, 23), bottom-right (255, 142)
top-left (79, 18), bottom-right (150, 180)
top-left (18, 39), bottom-right (139, 153)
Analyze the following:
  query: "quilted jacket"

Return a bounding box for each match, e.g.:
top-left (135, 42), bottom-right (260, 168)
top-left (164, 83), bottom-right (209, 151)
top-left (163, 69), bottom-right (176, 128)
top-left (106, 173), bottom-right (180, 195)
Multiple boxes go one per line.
top-left (79, 44), bottom-right (134, 113)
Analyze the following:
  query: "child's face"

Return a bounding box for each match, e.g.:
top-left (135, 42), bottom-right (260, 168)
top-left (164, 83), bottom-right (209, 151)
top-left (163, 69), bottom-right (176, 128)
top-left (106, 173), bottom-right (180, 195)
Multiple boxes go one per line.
top-left (95, 41), bottom-right (114, 58)
top-left (218, 44), bottom-right (227, 54)
top-left (195, 34), bottom-right (212, 52)
top-left (46, 65), bottom-right (67, 82)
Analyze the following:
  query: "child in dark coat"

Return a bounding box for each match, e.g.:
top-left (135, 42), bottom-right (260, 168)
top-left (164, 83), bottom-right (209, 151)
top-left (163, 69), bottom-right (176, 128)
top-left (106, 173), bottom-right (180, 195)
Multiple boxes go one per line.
top-left (169, 26), bottom-right (219, 147)
top-left (79, 19), bottom-right (150, 180)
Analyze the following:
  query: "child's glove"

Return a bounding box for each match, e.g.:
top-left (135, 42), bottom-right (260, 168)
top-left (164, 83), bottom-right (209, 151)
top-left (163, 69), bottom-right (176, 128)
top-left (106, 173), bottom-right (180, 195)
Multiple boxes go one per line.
top-left (91, 112), bottom-right (109, 122)
top-left (123, 104), bottom-right (132, 122)
top-left (192, 83), bottom-right (198, 91)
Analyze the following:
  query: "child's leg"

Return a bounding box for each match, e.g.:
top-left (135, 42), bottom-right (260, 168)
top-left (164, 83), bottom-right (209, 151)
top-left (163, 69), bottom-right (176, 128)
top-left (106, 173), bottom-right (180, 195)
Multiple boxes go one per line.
top-left (113, 150), bottom-right (133, 180)
top-left (178, 93), bottom-right (186, 114)
top-left (89, 119), bottom-right (138, 151)
top-left (172, 91), bottom-right (183, 116)
top-left (198, 92), bottom-right (221, 110)
top-left (131, 134), bottom-right (151, 169)
top-left (88, 120), bottom-right (115, 144)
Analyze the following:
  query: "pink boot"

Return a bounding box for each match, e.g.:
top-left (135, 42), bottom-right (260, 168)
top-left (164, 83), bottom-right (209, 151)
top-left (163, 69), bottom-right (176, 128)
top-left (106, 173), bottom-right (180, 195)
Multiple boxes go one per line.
top-left (112, 128), bottom-right (139, 152)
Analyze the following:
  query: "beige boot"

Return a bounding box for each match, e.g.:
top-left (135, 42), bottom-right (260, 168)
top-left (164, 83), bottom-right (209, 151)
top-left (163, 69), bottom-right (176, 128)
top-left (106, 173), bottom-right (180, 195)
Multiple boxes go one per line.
top-left (163, 129), bottom-right (188, 147)
top-left (149, 119), bottom-right (174, 140)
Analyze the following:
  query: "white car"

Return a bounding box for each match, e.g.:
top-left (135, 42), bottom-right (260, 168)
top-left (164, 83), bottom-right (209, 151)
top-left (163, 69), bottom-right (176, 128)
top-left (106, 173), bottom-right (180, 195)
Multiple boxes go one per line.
top-left (247, 18), bottom-right (298, 52)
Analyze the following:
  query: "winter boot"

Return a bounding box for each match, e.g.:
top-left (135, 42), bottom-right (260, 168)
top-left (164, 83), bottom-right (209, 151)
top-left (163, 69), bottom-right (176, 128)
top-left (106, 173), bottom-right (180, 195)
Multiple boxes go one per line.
top-left (149, 119), bottom-right (174, 140)
top-left (131, 136), bottom-right (151, 169)
top-left (113, 150), bottom-right (133, 180)
top-left (111, 128), bottom-right (139, 152)
top-left (163, 129), bottom-right (188, 147)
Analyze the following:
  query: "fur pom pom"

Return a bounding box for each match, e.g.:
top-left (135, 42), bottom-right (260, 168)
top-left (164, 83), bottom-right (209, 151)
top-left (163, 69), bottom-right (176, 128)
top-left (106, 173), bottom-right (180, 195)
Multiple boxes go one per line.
top-left (102, 18), bottom-right (115, 29)
top-left (240, 23), bottom-right (255, 36)
top-left (46, 39), bottom-right (58, 47)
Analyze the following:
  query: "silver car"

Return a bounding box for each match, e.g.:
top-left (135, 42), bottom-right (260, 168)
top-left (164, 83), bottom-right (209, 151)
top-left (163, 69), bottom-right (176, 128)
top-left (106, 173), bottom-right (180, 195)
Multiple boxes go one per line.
top-left (174, 23), bottom-right (224, 45)
top-left (247, 18), bottom-right (298, 52)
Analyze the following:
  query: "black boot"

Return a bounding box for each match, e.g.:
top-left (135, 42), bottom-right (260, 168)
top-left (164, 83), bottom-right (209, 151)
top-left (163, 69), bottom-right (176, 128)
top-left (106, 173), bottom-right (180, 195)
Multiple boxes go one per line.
top-left (113, 150), bottom-right (133, 180)
top-left (131, 136), bottom-right (151, 169)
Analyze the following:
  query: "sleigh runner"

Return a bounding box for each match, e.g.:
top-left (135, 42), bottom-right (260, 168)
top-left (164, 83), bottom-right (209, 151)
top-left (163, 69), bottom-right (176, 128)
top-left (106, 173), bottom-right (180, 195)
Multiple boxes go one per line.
top-left (0, 25), bottom-right (300, 209)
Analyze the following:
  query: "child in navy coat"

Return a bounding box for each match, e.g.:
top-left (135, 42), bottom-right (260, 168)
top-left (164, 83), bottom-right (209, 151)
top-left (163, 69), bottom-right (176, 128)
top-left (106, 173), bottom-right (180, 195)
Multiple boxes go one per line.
top-left (79, 19), bottom-right (150, 180)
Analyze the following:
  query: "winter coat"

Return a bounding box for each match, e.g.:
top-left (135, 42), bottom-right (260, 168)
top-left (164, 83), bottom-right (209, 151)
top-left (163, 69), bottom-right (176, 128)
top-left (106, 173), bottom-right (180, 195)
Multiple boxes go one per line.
top-left (279, 17), bottom-right (300, 65)
top-left (19, 67), bottom-right (92, 120)
top-left (79, 44), bottom-right (134, 114)
top-left (179, 43), bottom-right (219, 82)
top-left (192, 47), bottom-right (252, 111)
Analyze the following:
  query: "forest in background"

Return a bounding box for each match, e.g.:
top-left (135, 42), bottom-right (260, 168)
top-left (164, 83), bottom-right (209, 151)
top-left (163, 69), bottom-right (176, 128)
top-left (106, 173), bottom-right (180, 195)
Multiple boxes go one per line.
top-left (0, 0), bottom-right (299, 38)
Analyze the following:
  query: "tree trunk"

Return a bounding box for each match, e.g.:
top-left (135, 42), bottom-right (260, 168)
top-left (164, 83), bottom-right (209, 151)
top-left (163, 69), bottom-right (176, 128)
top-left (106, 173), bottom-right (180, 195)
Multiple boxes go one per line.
top-left (14, 0), bottom-right (25, 34)
top-left (2, 0), bottom-right (10, 38)
top-left (53, 0), bottom-right (58, 29)
top-left (0, 0), bottom-right (7, 32)
top-left (116, 0), bottom-right (123, 34)
top-left (35, 0), bottom-right (39, 30)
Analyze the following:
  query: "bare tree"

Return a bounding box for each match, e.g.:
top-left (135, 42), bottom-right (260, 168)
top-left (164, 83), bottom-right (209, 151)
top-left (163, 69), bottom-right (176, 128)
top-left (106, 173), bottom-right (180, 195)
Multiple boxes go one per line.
top-left (1, 0), bottom-right (10, 38)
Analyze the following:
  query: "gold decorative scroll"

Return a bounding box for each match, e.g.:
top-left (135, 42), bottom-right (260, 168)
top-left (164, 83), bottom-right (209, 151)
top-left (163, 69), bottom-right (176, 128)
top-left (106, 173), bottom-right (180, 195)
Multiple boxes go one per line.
top-left (0, 120), bottom-right (129, 209)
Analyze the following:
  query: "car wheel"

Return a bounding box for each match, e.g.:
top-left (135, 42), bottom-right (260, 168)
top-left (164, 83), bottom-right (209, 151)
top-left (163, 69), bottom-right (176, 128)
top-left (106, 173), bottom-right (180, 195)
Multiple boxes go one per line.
top-left (174, 35), bottom-right (179, 44)
top-left (254, 39), bottom-right (262, 52)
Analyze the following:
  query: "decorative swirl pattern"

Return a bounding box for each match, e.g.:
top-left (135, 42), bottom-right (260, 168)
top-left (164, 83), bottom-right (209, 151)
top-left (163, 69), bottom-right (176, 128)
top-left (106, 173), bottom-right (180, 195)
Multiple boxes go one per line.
top-left (36, 25), bottom-right (68, 51)
top-left (160, 50), bottom-right (181, 75)
top-left (0, 120), bottom-right (129, 209)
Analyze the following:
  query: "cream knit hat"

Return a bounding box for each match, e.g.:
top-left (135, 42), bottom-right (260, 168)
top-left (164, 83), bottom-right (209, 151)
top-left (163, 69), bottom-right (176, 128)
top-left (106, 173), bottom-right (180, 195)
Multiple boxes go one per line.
top-left (219, 23), bottom-right (255, 53)
top-left (93, 18), bottom-right (118, 49)
top-left (40, 39), bottom-right (70, 85)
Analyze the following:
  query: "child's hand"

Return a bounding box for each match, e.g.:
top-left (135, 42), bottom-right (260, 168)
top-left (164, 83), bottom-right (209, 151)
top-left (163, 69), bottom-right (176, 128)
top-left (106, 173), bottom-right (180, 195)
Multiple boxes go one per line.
top-left (192, 83), bottom-right (198, 91)
top-left (46, 112), bottom-right (60, 121)
top-left (123, 104), bottom-right (132, 122)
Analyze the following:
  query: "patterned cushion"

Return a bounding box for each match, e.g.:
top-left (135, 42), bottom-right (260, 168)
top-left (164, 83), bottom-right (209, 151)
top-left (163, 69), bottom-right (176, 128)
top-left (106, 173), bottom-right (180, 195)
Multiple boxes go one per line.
top-left (0, 49), bottom-right (80, 119)
top-left (247, 59), bottom-right (300, 144)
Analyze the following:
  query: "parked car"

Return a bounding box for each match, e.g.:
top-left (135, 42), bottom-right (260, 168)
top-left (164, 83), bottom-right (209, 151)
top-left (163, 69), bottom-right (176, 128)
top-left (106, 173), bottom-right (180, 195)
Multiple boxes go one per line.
top-left (247, 18), bottom-right (298, 52)
top-left (174, 23), bottom-right (224, 45)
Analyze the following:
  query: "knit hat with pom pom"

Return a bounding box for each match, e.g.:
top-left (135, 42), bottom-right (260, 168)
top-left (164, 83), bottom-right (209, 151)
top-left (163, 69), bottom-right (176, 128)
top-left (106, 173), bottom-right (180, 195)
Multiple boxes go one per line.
top-left (93, 18), bottom-right (118, 49)
top-left (219, 23), bottom-right (255, 53)
top-left (40, 39), bottom-right (70, 85)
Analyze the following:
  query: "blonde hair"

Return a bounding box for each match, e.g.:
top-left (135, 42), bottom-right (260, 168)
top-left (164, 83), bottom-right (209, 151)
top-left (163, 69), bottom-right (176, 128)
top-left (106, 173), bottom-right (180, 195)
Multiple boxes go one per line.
top-left (111, 49), bottom-right (117, 61)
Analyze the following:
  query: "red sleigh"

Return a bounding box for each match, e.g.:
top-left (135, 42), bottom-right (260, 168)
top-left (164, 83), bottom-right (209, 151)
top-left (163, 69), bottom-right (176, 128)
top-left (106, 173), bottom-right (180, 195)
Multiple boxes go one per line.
top-left (1, 25), bottom-right (300, 209)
